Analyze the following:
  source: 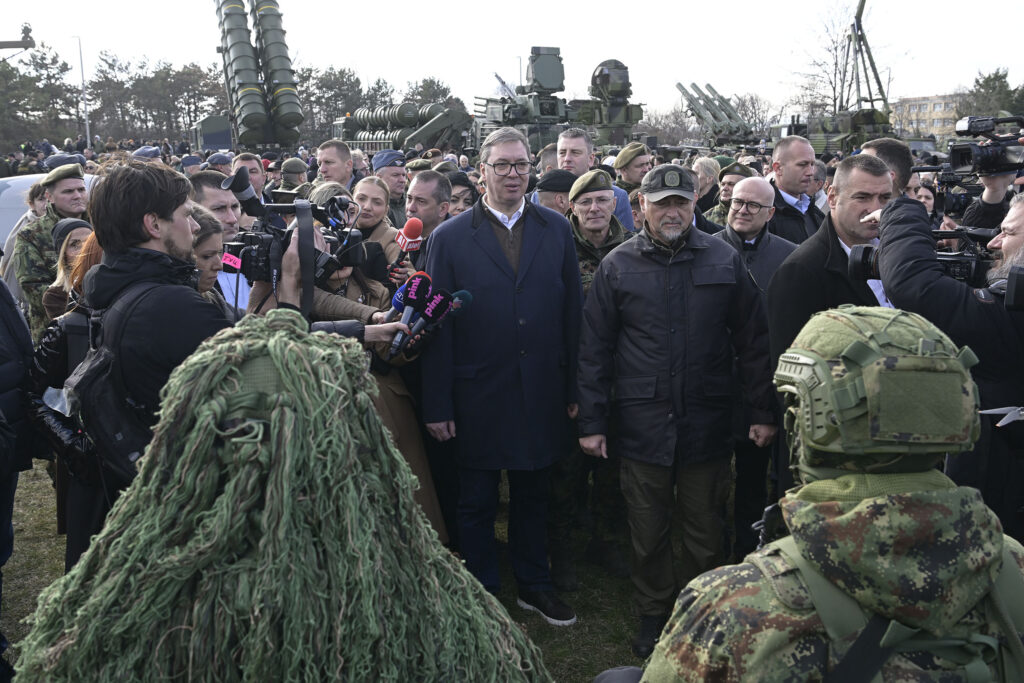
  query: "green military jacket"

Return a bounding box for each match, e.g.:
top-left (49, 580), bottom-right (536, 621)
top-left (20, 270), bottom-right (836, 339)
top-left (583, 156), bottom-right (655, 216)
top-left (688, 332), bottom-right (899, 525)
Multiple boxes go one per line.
top-left (569, 213), bottom-right (631, 297)
top-left (279, 179), bottom-right (312, 199)
top-left (11, 203), bottom-right (65, 340)
top-left (703, 200), bottom-right (730, 226)
top-left (615, 178), bottom-right (639, 195)
top-left (641, 471), bottom-right (1024, 682)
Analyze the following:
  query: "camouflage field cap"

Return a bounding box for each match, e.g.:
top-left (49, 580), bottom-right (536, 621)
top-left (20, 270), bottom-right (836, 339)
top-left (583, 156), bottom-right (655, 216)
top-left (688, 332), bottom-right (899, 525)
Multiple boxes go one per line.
top-left (775, 306), bottom-right (980, 472)
top-left (281, 157), bottom-right (308, 174)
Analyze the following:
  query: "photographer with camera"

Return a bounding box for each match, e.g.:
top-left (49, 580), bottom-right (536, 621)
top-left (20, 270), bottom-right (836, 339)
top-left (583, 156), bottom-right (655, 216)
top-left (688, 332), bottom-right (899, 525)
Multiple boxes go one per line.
top-left (878, 186), bottom-right (1024, 541)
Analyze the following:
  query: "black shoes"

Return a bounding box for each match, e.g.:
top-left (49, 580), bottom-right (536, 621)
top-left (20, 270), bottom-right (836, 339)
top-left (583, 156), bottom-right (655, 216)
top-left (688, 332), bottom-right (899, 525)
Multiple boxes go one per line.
top-left (631, 614), bottom-right (668, 659)
top-left (517, 589), bottom-right (578, 626)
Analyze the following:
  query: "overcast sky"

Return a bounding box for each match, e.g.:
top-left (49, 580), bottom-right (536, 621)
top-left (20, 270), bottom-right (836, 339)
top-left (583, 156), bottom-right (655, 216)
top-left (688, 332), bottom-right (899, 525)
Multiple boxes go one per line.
top-left (9, 1), bottom-right (1019, 119)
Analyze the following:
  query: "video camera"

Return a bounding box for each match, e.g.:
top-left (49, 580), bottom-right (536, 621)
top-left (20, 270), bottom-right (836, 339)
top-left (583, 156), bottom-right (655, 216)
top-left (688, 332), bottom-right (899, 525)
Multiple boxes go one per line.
top-left (910, 116), bottom-right (1024, 220)
top-left (220, 166), bottom-right (365, 289)
top-left (849, 226), bottom-right (998, 287)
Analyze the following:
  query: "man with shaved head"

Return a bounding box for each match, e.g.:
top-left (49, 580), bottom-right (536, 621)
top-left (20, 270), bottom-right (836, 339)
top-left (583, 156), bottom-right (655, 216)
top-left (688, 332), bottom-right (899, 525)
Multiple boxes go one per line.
top-left (712, 176), bottom-right (797, 560)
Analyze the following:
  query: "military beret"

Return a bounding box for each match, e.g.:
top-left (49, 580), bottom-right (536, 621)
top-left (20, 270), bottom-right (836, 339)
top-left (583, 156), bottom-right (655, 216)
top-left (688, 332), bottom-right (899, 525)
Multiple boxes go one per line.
top-left (132, 145), bottom-right (161, 159)
top-left (207, 153), bottom-right (232, 166)
top-left (713, 154), bottom-right (734, 169)
top-left (640, 164), bottom-right (696, 202)
top-left (281, 157), bottom-right (308, 174)
top-left (569, 169), bottom-right (614, 203)
top-left (614, 142), bottom-right (650, 169)
top-left (433, 160), bottom-right (459, 174)
top-left (372, 150), bottom-right (406, 172)
top-left (41, 162), bottom-right (85, 188)
top-left (534, 169), bottom-right (576, 194)
top-left (718, 162), bottom-right (756, 182)
top-left (51, 218), bottom-right (92, 255)
top-left (406, 158), bottom-right (432, 172)
top-left (180, 155), bottom-right (202, 168)
top-left (44, 153), bottom-right (86, 171)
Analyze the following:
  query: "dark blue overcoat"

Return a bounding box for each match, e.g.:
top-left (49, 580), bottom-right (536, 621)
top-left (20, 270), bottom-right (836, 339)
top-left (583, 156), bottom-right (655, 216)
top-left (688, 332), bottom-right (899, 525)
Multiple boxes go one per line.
top-left (421, 199), bottom-right (583, 470)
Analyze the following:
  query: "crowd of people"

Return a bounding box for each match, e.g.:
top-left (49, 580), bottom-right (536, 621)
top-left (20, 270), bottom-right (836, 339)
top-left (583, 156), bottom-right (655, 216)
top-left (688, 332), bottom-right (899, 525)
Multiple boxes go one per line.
top-left (0, 124), bottom-right (1023, 681)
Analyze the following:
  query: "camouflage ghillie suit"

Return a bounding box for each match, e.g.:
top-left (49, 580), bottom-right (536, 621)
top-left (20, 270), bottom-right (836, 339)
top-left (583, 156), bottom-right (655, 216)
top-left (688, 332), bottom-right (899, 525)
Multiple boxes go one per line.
top-left (702, 201), bottom-right (729, 227)
top-left (10, 203), bottom-right (62, 340)
top-left (570, 213), bottom-right (630, 296)
top-left (639, 307), bottom-right (1024, 681)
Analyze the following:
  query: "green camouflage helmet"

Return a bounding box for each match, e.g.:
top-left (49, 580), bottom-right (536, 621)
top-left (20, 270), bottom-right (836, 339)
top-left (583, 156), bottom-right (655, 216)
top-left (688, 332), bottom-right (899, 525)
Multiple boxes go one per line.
top-left (775, 306), bottom-right (980, 477)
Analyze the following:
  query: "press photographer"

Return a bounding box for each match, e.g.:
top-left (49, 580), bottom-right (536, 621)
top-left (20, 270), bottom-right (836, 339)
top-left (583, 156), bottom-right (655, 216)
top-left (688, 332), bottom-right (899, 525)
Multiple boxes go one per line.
top-left (877, 138), bottom-right (1024, 539)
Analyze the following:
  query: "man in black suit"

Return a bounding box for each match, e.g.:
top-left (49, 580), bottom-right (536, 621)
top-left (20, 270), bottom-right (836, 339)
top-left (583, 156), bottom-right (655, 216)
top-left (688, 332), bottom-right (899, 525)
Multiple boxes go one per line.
top-left (766, 154), bottom-right (894, 492)
top-left (765, 136), bottom-right (825, 244)
top-left (767, 153), bottom-right (895, 362)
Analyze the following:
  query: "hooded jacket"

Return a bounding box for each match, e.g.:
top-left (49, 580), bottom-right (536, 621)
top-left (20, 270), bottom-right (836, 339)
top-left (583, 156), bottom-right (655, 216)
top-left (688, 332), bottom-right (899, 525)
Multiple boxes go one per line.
top-left (640, 471), bottom-right (1024, 682)
top-left (83, 248), bottom-right (230, 424)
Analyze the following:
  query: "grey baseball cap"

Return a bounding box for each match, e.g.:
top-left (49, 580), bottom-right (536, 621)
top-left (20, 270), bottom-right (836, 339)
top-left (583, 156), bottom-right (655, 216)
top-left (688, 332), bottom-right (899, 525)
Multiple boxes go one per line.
top-left (640, 165), bottom-right (696, 202)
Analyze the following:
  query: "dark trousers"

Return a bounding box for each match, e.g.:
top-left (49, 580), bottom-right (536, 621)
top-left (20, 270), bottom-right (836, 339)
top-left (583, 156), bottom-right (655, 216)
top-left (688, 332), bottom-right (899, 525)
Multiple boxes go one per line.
top-left (621, 456), bottom-right (729, 616)
top-left (732, 438), bottom-right (772, 559)
top-left (64, 467), bottom-right (124, 571)
top-left (0, 473), bottom-right (16, 655)
top-left (458, 467), bottom-right (553, 593)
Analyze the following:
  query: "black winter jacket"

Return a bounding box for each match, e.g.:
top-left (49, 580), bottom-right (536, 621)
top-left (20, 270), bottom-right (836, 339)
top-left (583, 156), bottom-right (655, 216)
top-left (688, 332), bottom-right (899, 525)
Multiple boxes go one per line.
top-left (83, 248), bottom-right (231, 424)
top-left (765, 181), bottom-right (825, 245)
top-left (577, 228), bottom-right (775, 466)
top-left (0, 280), bottom-right (34, 473)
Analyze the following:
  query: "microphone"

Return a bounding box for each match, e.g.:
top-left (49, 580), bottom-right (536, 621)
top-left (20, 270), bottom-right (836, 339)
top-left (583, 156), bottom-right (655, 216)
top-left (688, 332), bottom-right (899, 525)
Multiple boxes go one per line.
top-left (407, 290), bottom-right (454, 340)
top-left (399, 289), bottom-right (473, 356)
top-left (382, 281), bottom-right (409, 321)
top-left (221, 164), bottom-right (265, 218)
top-left (389, 217), bottom-right (423, 270)
top-left (390, 272), bottom-right (432, 357)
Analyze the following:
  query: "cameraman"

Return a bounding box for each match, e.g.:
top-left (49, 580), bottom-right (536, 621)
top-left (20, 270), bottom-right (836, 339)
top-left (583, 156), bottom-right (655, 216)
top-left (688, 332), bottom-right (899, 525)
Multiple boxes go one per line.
top-left (878, 193), bottom-right (1024, 541)
top-left (963, 171), bottom-right (1019, 229)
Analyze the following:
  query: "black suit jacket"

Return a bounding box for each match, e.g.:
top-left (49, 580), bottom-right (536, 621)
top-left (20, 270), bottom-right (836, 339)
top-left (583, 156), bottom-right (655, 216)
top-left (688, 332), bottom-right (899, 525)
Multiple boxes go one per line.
top-left (766, 182), bottom-right (825, 245)
top-left (766, 212), bottom-right (878, 363)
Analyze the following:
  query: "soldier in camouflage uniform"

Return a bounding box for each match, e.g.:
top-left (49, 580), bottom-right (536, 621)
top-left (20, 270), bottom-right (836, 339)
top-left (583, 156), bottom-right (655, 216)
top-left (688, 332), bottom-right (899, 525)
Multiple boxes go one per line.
top-left (629, 306), bottom-right (1024, 682)
top-left (702, 161), bottom-right (756, 226)
top-left (613, 142), bottom-right (652, 195)
top-left (569, 170), bottom-right (632, 294)
top-left (10, 163), bottom-right (89, 340)
top-left (277, 157), bottom-right (312, 199)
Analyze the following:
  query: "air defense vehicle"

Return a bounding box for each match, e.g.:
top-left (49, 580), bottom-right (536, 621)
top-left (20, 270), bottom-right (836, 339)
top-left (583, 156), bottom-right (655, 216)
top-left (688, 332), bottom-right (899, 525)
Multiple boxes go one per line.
top-left (331, 102), bottom-right (472, 154)
top-left (473, 47), bottom-right (645, 153)
top-left (214, 0), bottom-right (304, 148)
top-left (676, 82), bottom-right (754, 146)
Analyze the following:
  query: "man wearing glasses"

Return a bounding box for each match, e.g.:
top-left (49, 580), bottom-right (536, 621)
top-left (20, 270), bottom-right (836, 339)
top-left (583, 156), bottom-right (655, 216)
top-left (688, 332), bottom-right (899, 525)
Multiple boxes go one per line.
top-left (712, 177), bottom-right (796, 562)
top-left (421, 127), bottom-right (583, 627)
top-left (577, 165), bottom-right (775, 657)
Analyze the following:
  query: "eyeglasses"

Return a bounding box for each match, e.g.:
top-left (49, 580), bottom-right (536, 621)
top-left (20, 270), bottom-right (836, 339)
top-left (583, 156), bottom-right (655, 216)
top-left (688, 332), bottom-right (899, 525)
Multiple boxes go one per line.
top-left (730, 198), bottom-right (768, 214)
top-left (485, 161), bottom-right (532, 176)
top-left (575, 196), bottom-right (614, 209)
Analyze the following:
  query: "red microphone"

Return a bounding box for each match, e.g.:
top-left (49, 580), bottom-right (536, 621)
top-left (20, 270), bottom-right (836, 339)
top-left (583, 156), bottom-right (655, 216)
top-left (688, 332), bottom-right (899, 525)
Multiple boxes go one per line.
top-left (390, 217), bottom-right (423, 269)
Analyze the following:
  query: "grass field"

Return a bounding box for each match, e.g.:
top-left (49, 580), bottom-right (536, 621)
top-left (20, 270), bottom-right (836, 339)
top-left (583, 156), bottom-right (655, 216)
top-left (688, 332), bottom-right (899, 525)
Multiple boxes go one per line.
top-left (0, 464), bottom-right (651, 682)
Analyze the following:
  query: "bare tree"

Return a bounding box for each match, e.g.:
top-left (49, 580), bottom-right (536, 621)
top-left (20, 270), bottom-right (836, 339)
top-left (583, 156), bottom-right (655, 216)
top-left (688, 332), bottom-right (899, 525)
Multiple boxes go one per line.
top-left (733, 93), bottom-right (780, 138)
top-left (790, 3), bottom-right (855, 117)
top-left (635, 104), bottom-right (701, 146)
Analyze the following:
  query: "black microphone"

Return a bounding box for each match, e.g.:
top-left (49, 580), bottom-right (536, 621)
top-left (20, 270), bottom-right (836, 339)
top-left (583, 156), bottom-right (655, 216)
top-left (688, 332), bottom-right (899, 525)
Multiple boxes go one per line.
top-left (406, 290), bottom-right (453, 340)
top-left (400, 289), bottom-right (473, 356)
top-left (221, 165), bottom-right (265, 218)
top-left (389, 272), bottom-right (432, 357)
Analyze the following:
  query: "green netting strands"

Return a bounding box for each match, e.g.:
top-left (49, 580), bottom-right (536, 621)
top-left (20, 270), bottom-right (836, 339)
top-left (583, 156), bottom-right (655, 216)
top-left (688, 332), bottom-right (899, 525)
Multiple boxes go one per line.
top-left (17, 309), bottom-right (550, 682)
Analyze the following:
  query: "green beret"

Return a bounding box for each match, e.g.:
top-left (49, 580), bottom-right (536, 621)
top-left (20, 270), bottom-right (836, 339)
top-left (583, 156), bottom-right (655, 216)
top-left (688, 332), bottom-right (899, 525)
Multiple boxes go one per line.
top-left (281, 157), bottom-right (308, 174)
top-left (713, 154), bottom-right (734, 169)
top-left (406, 158), bottom-right (432, 171)
top-left (614, 142), bottom-right (650, 169)
top-left (718, 162), bottom-right (756, 182)
top-left (42, 162), bottom-right (85, 188)
top-left (569, 169), bottom-right (614, 203)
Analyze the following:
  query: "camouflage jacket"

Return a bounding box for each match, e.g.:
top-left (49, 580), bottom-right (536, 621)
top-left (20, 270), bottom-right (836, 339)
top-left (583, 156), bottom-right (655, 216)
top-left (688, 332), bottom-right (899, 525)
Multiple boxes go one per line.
top-left (10, 203), bottom-right (64, 340)
top-left (569, 213), bottom-right (631, 297)
top-left (641, 471), bottom-right (1024, 682)
top-left (703, 201), bottom-right (730, 227)
top-left (279, 179), bottom-right (312, 199)
top-left (615, 178), bottom-right (639, 195)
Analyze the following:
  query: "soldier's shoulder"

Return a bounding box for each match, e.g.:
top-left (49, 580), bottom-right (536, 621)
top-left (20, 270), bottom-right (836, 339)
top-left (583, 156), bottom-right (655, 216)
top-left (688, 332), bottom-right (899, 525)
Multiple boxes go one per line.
top-left (645, 553), bottom-right (827, 682)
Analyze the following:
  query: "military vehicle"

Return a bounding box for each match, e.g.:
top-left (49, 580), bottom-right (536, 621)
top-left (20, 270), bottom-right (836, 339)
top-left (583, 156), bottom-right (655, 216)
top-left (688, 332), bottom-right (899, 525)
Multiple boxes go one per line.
top-left (472, 46), bottom-right (645, 153)
top-left (676, 82), bottom-right (754, 146)
top-left (214, 0), bottom-right (304, 148)
top-left (330, 102), bottom-right (472, 154)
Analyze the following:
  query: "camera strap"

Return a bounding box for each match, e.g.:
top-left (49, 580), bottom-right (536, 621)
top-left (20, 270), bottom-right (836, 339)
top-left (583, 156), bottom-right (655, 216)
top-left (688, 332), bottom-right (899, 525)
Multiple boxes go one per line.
top-left (294, 200), bottom-right (315, 320)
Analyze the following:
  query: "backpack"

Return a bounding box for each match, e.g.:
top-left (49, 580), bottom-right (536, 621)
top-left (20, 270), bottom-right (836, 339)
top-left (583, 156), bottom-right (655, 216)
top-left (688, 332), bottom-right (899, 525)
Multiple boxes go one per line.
top-left (64, 281), bottom-right (161, 487)
top-left (771, 535), bottom-right (1024, 682)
